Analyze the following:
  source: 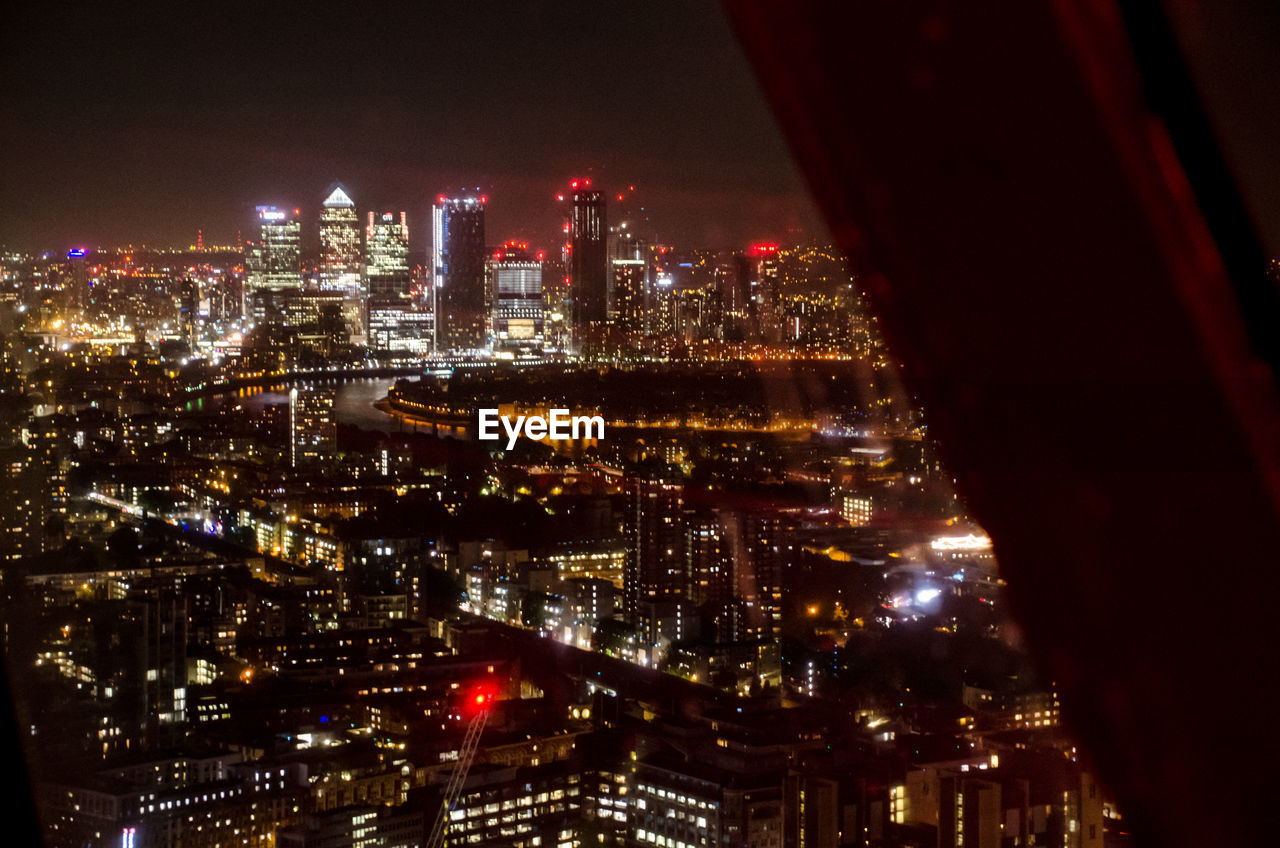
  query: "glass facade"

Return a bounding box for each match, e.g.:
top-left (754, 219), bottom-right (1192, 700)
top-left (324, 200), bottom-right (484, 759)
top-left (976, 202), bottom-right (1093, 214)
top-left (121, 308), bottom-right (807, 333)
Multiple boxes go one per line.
top-left (433, 196), bottom-right (487, 352)
top-left (489, 245), bottom-right (544, 353)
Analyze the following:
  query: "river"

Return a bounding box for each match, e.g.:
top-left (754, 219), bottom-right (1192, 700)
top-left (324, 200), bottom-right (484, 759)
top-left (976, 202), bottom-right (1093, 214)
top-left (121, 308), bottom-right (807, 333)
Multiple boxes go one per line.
top-left (233, 376), bottom-right (409, 432)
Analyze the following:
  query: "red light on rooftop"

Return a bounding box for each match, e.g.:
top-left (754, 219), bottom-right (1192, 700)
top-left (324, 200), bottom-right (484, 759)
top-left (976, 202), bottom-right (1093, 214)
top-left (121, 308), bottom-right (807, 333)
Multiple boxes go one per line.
top-left (617, 194), bottom-right (624, 201)
top-left (437, 195), bottom-right (446, 204)
top-left (750, 243), bottom-right (779, 256)
top-left (571, 180), bottom-right (579, 189)
top-left (556, 194), bottom-right (564, 202)
top-left (464, 682), bottom-right (499, 715)
top-left (536, 251), bottom-right (545, 260)
top-left (480, 195), bottom-right (488, 204)
top-left (629, 185), bottom-right (635, 191)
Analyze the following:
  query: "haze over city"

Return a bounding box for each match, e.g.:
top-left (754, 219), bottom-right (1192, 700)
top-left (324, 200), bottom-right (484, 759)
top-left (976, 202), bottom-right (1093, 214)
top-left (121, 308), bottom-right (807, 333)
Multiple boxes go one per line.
top-left (1, 1), bottom-right (824, 251)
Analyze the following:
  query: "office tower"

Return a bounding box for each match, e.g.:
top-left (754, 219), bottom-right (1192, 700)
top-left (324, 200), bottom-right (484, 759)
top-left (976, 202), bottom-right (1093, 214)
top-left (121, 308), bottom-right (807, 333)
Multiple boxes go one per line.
top-left (282, 289), bottom-right (348, 352)
top-left (747, 243), bottom-right (782, 342)
top-left (67, 248), bottom-right (88, 314)
top-left (289, 386), bottom-right (336, 469)
top-left (568, 180), bottom-right (607, 330)
top-left (365, 212), bottom-right (410, 300)
top-left (717, 252), bottom-right (749, 338)
top-left (178, 276), bottom-right (199, 350)
top-left (319, 184), bottom-right (365, 340)
top-left (433, 195), bottom-right (487, 351)
top-left (244, 206), bottom-right (301, 325)
top-left (365, 211), bottom-right (429, 352)
top-left (540, 254), bottom-right (570, 352)
top-left (487, 242), bottom-right (544, 353)
top-left (623, 464), bottom-right (685, 621)
top-left (319, 185), bottom-right (361, 293)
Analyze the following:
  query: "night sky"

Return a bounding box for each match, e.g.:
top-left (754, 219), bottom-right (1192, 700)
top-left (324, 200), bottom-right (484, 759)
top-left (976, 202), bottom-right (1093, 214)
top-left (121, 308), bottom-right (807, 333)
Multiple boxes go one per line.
top-left (0, 1), bottom-right (824, 254)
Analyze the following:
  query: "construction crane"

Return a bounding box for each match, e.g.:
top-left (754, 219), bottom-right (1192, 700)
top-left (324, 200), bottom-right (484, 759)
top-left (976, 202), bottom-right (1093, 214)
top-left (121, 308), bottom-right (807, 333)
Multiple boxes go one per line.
top-left (426, 690), bottom-right (494, 848)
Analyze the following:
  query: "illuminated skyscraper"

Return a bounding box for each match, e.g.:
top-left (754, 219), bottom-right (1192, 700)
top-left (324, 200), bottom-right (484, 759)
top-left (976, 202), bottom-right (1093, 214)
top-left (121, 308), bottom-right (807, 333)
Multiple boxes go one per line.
top-left (568, 181), bottom-right (607, 330)
top-left (244, 206), bottom-right (301, 325)
top-left (747, 243), bottom-right (782, 342)
top-left (319, 185), bottom-right (361, 293)
top-left (319, 184), bottom-right (365, 339)
top-left (365, 211), bottom-right (410, 299)
top-left (649, 272), bottom-right (677, 337)
top-left (179, 277), bottom-right (199, 349)
top-left (608, 230), bottom-right (647, 335)
top-left (487, 242), bottom-right (544, 354)
top-left (366, 211), bottom-right (430, 352)
top-left (433, 195), bottom-right (487, 351)
top-left (66, 248), bottom-right (88, 315)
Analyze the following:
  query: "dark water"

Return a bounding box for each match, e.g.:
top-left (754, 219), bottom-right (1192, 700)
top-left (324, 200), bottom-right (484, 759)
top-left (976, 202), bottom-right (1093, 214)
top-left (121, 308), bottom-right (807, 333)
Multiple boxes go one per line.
top-left (233, 377), bottom-right (409, 433)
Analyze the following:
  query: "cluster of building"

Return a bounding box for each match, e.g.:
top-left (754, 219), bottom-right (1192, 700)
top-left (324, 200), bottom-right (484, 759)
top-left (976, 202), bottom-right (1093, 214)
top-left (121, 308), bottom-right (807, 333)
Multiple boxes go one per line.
top-left (12, 524), bottom-right (1099, 848)
top-left (0, 179), bottom-right (1114, 847)
top-left (187, 179), bottom-right (887, 362)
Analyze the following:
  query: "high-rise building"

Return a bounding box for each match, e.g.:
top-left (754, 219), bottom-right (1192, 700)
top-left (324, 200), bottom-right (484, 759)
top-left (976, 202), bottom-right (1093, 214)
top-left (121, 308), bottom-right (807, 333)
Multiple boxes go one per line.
top-left (623, 464), bottom-right (685, 621)
top-left (433, 195), bottom-right (487, 351)
top-left (568, 181), bottom-right (607, 331)
top-left (608, 223), bottom-right (647, 336)
top-left (365, 211), bottom-right (430, 352)
top-left (722, 510), bottom-right (784, 641)
top-left (179, 277), bottom-right (199, 349)
top-left (686, 510), bottom-right (734, 640)
top-left (685, 508), bottom-right (784, 642)
top-left (319, 184), bottom-right (364, 340)
top-left (487, 242), bottom-right (544, 354)
top-left (648, 272), bottom-right (677, 337)
top-left (540, 254), bottom-right (571, 352)
top-left (244, 206), bottom-right (301, 325)
top-left (365, 211), bottom-right (410, 300)
top-left (289, 386), bottom-right (336, 469)
top-left (67, 248), bottom-right (88, 315)
top-left (319, 185), bottom-right (361, 293)
top-left (609, 258), bottom-right (646, 335)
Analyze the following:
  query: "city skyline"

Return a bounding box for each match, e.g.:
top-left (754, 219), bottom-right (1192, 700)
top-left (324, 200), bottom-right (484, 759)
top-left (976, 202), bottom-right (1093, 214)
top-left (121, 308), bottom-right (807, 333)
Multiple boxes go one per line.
top-left (4, 3), bottom-right (1271, 846)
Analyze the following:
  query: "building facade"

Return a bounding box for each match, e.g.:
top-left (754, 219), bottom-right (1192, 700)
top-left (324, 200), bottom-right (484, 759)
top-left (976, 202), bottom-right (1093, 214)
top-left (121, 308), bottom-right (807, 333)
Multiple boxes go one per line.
top-left (433, 195), bottom-right (487, 352)
top-left (245, 206), bottom-right (302, 326)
